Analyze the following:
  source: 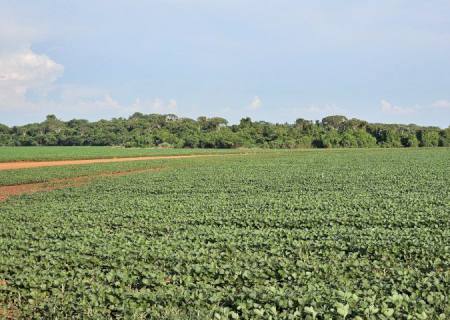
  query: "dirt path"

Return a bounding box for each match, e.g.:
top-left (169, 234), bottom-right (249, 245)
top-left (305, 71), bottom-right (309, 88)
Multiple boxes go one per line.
top-left (0, 168), bottom-right (160, 201)
top-left (0, 153), bottom-right (241, 171)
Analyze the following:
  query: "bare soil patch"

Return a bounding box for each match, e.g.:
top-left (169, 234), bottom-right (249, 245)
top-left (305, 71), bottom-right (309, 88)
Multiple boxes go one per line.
top-left (0, 305), bottom-right (19, 320)
top-left (0, 168), bottom-right (160, 202)
top-left (0, 154), bottom-right (237, 171)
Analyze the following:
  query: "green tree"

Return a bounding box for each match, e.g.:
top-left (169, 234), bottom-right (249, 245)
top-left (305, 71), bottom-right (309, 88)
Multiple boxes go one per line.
top-left (400, 133), bottom-right (419, 147)
top-left (322, 115), bottom-right (348, 129)
top-left (438, 128), bottom-right (450, 147)
top-left (418, 130), bottom-right (440, 147)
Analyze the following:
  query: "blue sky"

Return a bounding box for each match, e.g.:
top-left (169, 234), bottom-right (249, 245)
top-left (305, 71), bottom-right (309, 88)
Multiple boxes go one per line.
top-left (1, 0), bottom-right (449, 127)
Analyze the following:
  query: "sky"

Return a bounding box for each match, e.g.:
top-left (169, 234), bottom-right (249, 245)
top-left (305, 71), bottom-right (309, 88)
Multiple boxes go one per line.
top-left (0, 0), bottom-right (450, 127)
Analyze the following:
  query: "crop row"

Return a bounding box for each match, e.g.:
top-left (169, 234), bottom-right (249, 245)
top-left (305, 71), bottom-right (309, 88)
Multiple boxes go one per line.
top-left (1, 149), bottom-right (449, 319)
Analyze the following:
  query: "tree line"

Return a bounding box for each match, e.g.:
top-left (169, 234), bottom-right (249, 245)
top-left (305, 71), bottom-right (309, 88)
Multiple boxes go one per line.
top-left (1, 113), bottom-right (449, 148)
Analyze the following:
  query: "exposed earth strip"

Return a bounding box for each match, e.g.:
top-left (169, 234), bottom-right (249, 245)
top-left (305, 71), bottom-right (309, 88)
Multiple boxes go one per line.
top-left (0, 168), bottom-right (161, 201)
top-left (0, 153), bottom-right (243, 171)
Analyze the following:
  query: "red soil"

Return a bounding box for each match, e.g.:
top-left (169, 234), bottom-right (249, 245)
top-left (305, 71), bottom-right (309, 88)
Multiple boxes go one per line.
top-left (0, 168), bottom-right (160, 202)
top-left (0, 154), bottom-right (233, 171)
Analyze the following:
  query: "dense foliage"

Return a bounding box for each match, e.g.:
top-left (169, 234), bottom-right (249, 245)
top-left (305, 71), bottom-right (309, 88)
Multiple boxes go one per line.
top-left (1, 114), bottom-right (449, 148)
top-left (1, 149), bottom-right (449, 319)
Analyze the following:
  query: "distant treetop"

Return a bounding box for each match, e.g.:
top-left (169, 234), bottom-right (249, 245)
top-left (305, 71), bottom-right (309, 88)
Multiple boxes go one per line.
top-left (0, 113), bottom-right (448, 148)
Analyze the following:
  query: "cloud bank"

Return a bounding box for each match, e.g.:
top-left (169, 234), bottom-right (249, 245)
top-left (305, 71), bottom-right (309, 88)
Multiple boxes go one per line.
top-left (0, 49), bottom-right (64, 109)
top-left (380, 99), bottom-right (450, 116)
top-left (248, 96), bottom-right (262, 110)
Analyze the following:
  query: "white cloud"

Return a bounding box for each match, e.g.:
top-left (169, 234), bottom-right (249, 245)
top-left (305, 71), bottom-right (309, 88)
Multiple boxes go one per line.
top-left (0, 17), bottom-right (43, 54)
top-left (130, 98), bottom-right (178, 114)
top-left (0, 15), bottom-right (183, 123)
top-left (302, 104), bottom-right (346, 115)
top-left (380, 99), bottom-right (450, 116)
top-left (0, 47), bottom-right (179, 120)
top-left (0, 49), bottom-right (64, 108)
top-left (75, 94), bottom-right (121, 111)
top-left (167, 99), bottom-right (178, 111)
top-left (380, 99), bottom-right (417, 115)
top-left (248, 96), bottom-right (262, 110)
top-left (153, 98), bottom-right (178, 113)
top-left (432, 99), bottom-right (450, 110)
top-left (286, 104), bottom-right (347, 119)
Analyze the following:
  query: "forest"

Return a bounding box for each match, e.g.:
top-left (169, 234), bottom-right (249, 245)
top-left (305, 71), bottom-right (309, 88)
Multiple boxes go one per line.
top-left (1, 113), bottom-right (449, 148)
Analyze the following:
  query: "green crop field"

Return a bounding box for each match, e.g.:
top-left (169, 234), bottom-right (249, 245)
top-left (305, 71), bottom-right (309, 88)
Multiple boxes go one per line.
top-left (0, 146), bottom-right (248, 163)
top-left (1, 148), bottom-right (449, 319)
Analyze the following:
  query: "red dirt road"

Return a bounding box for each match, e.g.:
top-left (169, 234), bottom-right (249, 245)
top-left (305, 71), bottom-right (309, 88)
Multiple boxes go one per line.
top-left (0, 168), bottom-right (160, 201)
top-left (0, 154), bottom-right (239, 171)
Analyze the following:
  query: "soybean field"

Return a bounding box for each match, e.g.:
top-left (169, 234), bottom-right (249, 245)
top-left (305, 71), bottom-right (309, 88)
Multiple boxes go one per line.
top-left (0, 147), bottom-right (246, 163)
top-left (1, 148), bottom-right (449, 319)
